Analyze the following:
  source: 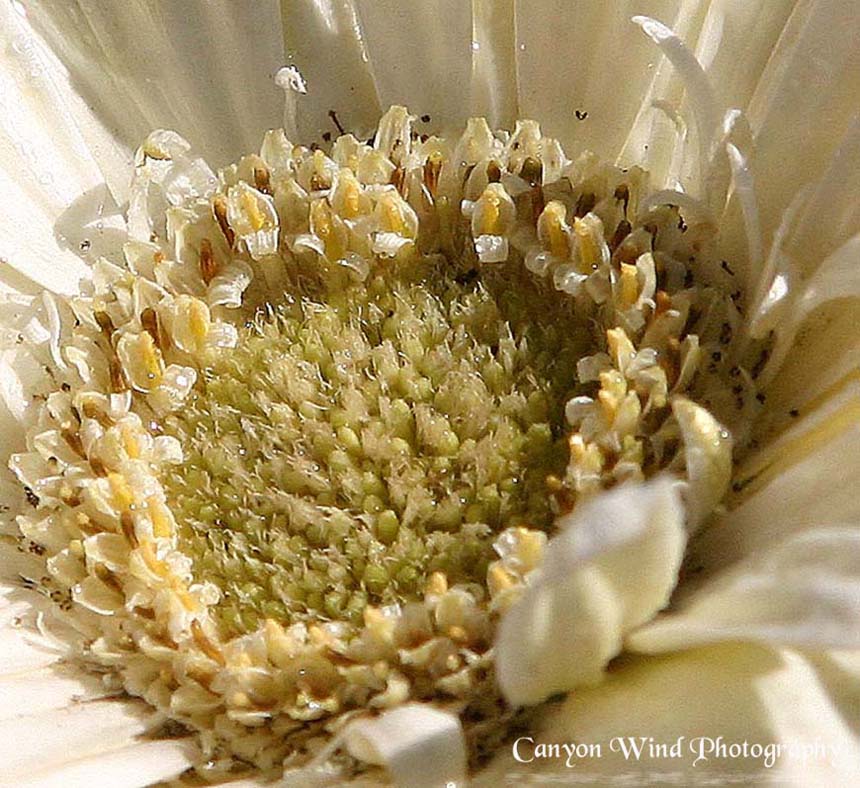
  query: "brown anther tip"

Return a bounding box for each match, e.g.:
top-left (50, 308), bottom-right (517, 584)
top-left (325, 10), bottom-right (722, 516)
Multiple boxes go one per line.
top-left (140, 307), bottom-right (167, 351)
top-left (94, 310), bottom-right (115, 339)
top-left (554, 488), bottom-right (576, 515)
top-left (519, 156), bottom-right (542, 188)
top-left (212, 196), bottom-right (235, 247)
top-left (89, 456), bottom-right (108, 477)
top-left (655, 290), bottom-right (672, 315)
top-left (657, 346), bottom-right (680, 389)
top-left (108, 357), bottom-right (129, 395)
top-left (253, 165), bottom-right (272, 195)
top-left (461, 162), bottom-right (476, 186)
top-left (120, 511), bottom-right (139, 548)
top-left (422, 155), bottom-right (442, 197)
top-left (63, 491), bottom-right (82, 508)
top-left (486, 161), bottom-right (502, 183)
top-left (614, 183), bottom-right (630, 214)
top-left (94, 563), bottom-right (123, 591)
top-left (609, 219), bottom-right (632, 253)
top-left (327, 109), bottom-right (346, 135)
top-left (310, 173), bottom-right (329, 191)
top-left (529, 186), bottom-right (546, 225)
top-left (575, 192), bottom-right (596, 218)
top-left (390, 166), bottom-right (406, 195)
top-left (62, 429), bottom-right (85, 458)
top-left (198, 238), bottom-right (218, 285)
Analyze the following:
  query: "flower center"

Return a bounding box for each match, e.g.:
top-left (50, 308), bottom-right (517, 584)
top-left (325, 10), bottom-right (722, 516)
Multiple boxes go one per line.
top-left (9, 105), bottom-right (749, 780)
top-left (163, 264), bottom-right (583, 639)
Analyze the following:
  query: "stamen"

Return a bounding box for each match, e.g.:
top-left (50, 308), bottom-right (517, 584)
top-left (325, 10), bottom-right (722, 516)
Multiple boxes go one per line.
top-left (633, 16), bottom-right (720, 167)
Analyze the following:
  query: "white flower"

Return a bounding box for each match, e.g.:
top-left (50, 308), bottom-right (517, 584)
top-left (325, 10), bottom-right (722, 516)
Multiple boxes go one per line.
top-left (2, 2), bottom-right (860, 788)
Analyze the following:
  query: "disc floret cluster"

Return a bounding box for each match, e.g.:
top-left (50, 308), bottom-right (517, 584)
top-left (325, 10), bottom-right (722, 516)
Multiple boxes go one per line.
top-left (10, 106), bottom-right (739, 774)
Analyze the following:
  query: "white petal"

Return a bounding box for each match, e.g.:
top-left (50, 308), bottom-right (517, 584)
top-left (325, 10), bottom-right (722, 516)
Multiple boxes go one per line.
top-left (281, 0), bottom-right (382, 141)
top-left (693, 423), bottom-right (860, 574)
top-left (725, 140), bottom-right (764, 281)
top-left (759, 231), bottom-right (860, 387)
top-left (0, 666), bottom-right (110, 720)
top-left (470, 0), bottom-right (519, 129)
top-left (342, 704), bottom-right (466, 788)
top-left (743, 370), bottom-right (860, 488)
top-left (629, 527), bottom-right (860, 653)
top-left (15, 739), bottom-right (194, 788)
top-left (618, 2), bottom-right (710, 185)
top-left (633, 15), bottom-right (720, 169)
top-left (0, 698), bottom-right (156, 783)
top-left (747, 0), bottom-right (860, 249)
top-left (496, 477), bottom-right (685, 706)
top-left (353, 0), bottom-right (472, 132)
top-left (0, 3), bottom-right (110, 293)
top-left (671, 396), bottom-right (732, 530)
top-left (477, 643), bottom-right (860, 788)
top-left (25, 0), bottom-right (285, 172)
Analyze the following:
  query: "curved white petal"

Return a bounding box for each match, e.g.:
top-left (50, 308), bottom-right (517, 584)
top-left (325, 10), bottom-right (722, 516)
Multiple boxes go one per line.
top-left (748, 0), bottom-right (860, 250)
top-left (15, 739), bottom-right (194, 788)
top-left (629, 527), bottom-right (860, 653)
top-left (0, 3), bottom-right (119, 293)
top-left (672, 397), bottom-right (733, 530)
top-left (281, 0), bottom-right (382, 142)
top-left (24, 0), bottom-right (286, 175)
top-left (725, 140), bottom-right (764, 283)
top-left (342, 704), bottom-right (466, 788)
top-left (477, 644), bottom-right (860, 788)
top-left (0, 697), bottom-right (190, 786)
top-left (518, 1), bottom-right (689, 170)
top-left (618, 2), bottom-right (710, 185)
top-left (496, 477), bottom-right (685, 706)
top-left (633, 15), bottom-right (720, 172)
top-left (692, 424), bottom-right (860, 574)
top-left (469, 0), bottom-right (519, 130)
top-left (354, 0), bottom-right (472, 133)
top-left (756, 230), bottom-right (860, 387)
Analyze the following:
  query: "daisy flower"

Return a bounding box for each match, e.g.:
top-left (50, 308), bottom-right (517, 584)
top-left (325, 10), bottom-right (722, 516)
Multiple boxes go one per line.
top-left (1, 2), bottom-right (859, 786)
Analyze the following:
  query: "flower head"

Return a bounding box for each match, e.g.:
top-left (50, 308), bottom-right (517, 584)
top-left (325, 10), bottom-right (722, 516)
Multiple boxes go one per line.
top-left (2, 2), bottom-right (860, 786)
